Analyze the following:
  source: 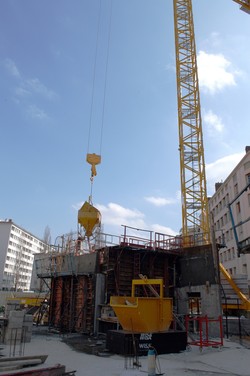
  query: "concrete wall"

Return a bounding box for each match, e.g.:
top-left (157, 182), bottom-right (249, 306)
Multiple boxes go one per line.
top-left (176, 284), bottom-right (222, 317)
top-left (177, 245), bottom-right (217, 287)
top-left (34, 252), bottom-right (98, 277)
top-left (176, 284), bottom-right (222, 337)
top-left (176, 245), bottom-right (222, 337)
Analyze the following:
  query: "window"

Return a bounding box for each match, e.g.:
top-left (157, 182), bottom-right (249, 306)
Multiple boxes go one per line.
top-left (244, 161), bottom-right (250, 170)
top-left (246, 173), bottom-right (250, 185)
top-left (236, 201), bottom-right (241, 214)
top-left (234, 183), bottom-right (238, 196)
top-left (224, 213), bottom-right (228, 224)
top-left (217, 220), bottom-right (220, 230)
top-left (222, 197), bottom-right (226, 208)
top-left (243, 264), bottom-right (247, 274)
top-left (230, 229), bottom-right (233, 240)
top-left (187, 292), bottom-right (201, 315)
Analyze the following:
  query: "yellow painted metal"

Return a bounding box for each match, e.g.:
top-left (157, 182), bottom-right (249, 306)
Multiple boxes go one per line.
top-left (233, 0), bottom-right (250, 13)
top-left (110, 279), bottom-right (173, 333)
top-left (86, 153), bottom-right (101, 178)
top-left (132, 278), bottom-right (163, 298)
top-left (7, 296), bottom-right (45, 307)
top-left (220, 263), bottom-right (250, 311)
top-left (78, 201), bottom-right (101, 237)
top-left (173, 0), bottom-right (210, 245)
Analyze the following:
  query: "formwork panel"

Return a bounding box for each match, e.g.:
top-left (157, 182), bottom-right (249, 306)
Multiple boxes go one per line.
top-left (49, 275), bottom-right (93, 333)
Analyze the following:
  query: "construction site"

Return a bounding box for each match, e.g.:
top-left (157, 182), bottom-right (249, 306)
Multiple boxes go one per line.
top-left (1, 0), bottom-right (250, 375)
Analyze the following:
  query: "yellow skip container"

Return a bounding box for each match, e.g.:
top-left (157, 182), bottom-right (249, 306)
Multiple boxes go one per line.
top-left (110, 278), bottom-right (173, 333)
top-left (78, 201), bottom-right (101, 237)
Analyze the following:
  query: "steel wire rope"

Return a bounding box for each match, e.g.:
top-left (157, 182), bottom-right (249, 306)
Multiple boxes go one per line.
top-left (87, 0), bottom-right (113, 157)
top-left (86, 0), bottom-right (113, 206)
top-left (87, 0), bottom-right (102, 154)
top-left (99, 0), bottom-right (113, 156)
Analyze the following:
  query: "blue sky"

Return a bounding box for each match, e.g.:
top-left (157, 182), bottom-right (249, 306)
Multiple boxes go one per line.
top-left (1, 0), bottom-right (250, 242)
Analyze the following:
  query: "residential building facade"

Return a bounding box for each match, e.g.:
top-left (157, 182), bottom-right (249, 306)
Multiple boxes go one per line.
top-left (0, 219), bottom-right (49, 291)
top-left (208, 146), bottom-right (250, 290)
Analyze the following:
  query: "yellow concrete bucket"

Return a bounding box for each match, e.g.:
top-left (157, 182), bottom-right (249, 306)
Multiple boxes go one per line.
top-left (78, 201), bottom-right (101, 237)
top-left (110, 279), bottom-right (173, 333)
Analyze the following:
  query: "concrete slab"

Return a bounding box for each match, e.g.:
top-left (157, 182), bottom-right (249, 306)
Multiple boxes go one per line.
top-left (1, 334), bottom-right (249, 376)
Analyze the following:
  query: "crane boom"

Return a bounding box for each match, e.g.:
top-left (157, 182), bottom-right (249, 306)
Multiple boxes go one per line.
top-left (173, 0), bottom-right (210, 244)
top-left (233, 0), bottom-right (250, 13)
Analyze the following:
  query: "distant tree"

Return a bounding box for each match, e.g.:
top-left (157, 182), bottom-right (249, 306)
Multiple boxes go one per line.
top-left (43, 225), bottom-right (52, 253)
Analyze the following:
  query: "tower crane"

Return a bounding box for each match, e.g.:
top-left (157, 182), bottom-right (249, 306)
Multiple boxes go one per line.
top-left (233, 0), bottom-right (250, 13)
top-left (173, 0), bottom-right (249, 246)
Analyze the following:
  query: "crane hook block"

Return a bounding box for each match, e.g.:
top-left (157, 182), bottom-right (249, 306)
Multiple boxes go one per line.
top-left (78, 201), bottom-right (101, 237)
top-left (86, 153), bottom-right (101, 177)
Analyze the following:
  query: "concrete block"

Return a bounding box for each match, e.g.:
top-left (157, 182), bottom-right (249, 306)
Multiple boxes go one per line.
top-left (24, 314), bottom-right (33, 322)
top-left (9, 310), bottom-right (25, 319)
top-left (4, 338), bottom-right (22, 345)
top-left (5, 328), bottom-right (22, 337)
top-left (7, 319), bottom-right (23, 329)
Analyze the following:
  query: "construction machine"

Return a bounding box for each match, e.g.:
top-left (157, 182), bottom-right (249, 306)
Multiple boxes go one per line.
top-left (173, 0), bottom-right (250, 313)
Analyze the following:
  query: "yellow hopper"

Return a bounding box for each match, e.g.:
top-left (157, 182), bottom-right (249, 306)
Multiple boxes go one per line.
top-left (110, 278), bottom-right (173, 333)
top-left (78, 201), bottom-right (101, 237)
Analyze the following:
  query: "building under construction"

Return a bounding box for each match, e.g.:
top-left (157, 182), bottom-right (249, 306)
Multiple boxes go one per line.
top-left (33, 227), bottom-right (221, 339)
top-left (33, 0), bottom-right (250, 353)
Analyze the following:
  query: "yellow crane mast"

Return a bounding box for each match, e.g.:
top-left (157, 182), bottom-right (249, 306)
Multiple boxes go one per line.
top-left (173, 0), bottom-right (250, 246)
top-left (173, 0), bottom-right (210, 245)
top-left (173, 0), bottom-right (250, 311)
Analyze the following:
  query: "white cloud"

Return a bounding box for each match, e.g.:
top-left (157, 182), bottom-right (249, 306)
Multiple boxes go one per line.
top-left (4, 58), bottom-right (21, 78)
top-left (197, 51), bottom-right (237, 94)
top-left (15, 87), bottom-right (30, 97)
top-left (206, 152), bottom-right (244, 194)
top-left (151, 224), bottom-right (178, 236)
top-left (27, 105), bottom-right (49, 120)
top-left (203, 110), bottom-right (224, 134)
top-left (97, 202), bottom-right (145, 229)
top-left (74, 201), bottom-right (178, 237)
top-left (26, 78), bottom-right (57, 100)
top-left (144, 196), bottom-right (175, 207)
top-left (3, 58), bottom-right (57, 114)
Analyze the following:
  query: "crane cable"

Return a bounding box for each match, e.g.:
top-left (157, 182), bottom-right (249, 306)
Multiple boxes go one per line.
top-left (86, 0), bottom-right (113, 204)
top-left (87, 0), bottom-right (102, 156)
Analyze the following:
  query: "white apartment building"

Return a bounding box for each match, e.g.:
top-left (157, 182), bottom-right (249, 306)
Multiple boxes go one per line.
top-left (208, 146), bottom-right (250, 289)
top-left (0, 219), bottom-right (49, 291)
